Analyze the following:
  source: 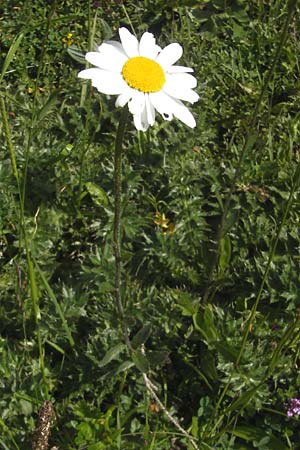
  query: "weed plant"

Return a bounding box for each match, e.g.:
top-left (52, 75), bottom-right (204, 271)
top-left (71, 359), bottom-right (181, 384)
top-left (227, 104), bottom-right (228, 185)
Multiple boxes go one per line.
top-left (1, 0), bottom-right (300, 449)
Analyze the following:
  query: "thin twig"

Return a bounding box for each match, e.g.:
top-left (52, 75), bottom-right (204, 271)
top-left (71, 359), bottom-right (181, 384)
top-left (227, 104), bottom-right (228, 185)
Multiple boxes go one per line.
top-left (143, 373), bottom-right (200, 450)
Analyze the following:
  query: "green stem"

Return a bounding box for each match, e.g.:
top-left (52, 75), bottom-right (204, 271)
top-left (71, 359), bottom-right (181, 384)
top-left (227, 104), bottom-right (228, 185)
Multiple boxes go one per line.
top-left (113, 106), bottom-right (131, 349)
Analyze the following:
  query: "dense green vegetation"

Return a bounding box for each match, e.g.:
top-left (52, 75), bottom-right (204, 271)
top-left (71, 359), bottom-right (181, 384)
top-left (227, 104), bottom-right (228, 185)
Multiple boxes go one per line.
top-left (1, 0), bottom-right (300, 449)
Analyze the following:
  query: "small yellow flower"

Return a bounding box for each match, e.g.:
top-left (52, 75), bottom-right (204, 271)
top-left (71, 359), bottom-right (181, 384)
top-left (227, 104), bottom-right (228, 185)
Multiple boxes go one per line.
top-left (154, 212), bottom-right (169, 229)
top-left (62, 32), bottom-right (73, 46)
top-left (154, 212), bottom-right (176, 234)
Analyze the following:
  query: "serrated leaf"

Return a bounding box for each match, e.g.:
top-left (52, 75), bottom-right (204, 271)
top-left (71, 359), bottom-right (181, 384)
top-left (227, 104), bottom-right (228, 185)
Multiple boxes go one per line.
top-left (98, 343), bottom-right (126, 368)
top-left (35, 92), bottom-right (58, 124)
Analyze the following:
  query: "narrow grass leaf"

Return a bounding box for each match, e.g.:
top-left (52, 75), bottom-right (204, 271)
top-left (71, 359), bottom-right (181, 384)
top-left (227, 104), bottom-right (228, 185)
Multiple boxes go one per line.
top-left (98, 343), bottom-right (126, 368)
top-left (0, 33), bottom-right (24, 84)
top-left (114, 360), bottom-right (134, 376)
top-left (35, 261), bottom-right (75, 348)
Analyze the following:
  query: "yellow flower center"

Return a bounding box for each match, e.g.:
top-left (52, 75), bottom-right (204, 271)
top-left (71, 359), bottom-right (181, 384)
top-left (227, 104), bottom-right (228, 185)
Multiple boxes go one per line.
top-left (122, 56), bottom-right (165, 93)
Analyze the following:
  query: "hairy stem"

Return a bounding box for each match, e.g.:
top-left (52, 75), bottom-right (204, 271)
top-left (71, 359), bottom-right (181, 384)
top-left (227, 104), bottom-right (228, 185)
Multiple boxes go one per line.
top-left (113, 106), bottom-right (131, 348)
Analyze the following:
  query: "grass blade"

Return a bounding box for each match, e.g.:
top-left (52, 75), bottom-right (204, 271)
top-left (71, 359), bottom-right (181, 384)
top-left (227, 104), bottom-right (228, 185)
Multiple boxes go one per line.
top-left (0, 33), bottom-right (24, 84)
top-left (35, 260), bottom-right (75, 348)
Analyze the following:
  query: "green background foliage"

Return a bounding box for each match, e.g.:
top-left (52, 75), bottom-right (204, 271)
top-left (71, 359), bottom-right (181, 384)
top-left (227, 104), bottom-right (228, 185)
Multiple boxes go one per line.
top-left (1, 0), bottom-right (300, 449)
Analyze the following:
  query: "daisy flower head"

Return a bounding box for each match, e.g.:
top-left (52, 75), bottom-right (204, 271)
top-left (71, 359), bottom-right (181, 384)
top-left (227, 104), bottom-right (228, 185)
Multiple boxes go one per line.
top-left (78, 28), bottom-right (199, 131)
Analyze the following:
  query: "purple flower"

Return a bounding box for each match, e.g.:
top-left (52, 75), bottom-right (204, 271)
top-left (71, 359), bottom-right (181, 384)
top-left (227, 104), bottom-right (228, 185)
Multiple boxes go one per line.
top-left (287, 398), bottom-right (300, 417)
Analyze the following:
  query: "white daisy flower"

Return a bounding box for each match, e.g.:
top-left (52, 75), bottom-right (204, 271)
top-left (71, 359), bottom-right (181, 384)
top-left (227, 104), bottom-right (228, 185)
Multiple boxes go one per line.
top-left (78, 27), bottom-right (199, 131)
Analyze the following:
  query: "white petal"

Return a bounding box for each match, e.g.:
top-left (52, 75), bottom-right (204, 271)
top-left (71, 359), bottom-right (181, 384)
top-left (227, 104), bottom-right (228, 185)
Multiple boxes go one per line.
top-left (119, 27), bottom-right (139, 58)
top-left (150, 91), bottom-right (196, 128)
top-left (163, 85), bottom-right (199, 104)
top-left (139, 32), bottom-right (161, 59)
top-left (163, 74), bottom-right (199, 103)
top-left (133, 109), bottom-right (149, 132)
top-left (78, 68), bottom-right (127, 95)
top-left (149, 91), bottom-right (173, 121)
top-left (98, 42), bottom-right (128, 60)
top-left (166, 73), bottom-right (197, 89)
top-left (85, 51), bottom-right (126, 72)
top-left (100, 41), bottom-right (124, 52)
top-left (156, 43), bottom-right (183, 68)
top-left (115, 89), bottom-right (132, 108)
top-left (166, 65), bottom-right (194, 73)
top-left (168, 73), bottom-right (198, 89)
top-left (78, 68), bottom-right (100, 79)
top-left (128, 91), bottom-right (146, 115)
top-left (171, 98), bottom-right (196, 128)
top-left (145, 94), bottom-right (155, 126)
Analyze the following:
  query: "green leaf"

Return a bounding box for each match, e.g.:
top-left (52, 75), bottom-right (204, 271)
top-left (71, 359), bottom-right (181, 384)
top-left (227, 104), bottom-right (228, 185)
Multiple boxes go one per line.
top-left (67, 45), bottom-right (86, 64)
top-left (131, 324), bottom-right (152, 349)
top-left (114, 360), bottom-right (135, 376)
top-left (35, 92), bottom-right (58, 124)
top-left (0, 33), bottom-right (24, 84)
top-left (85, 182), bottom-right (109, 207)
top-left (176, 291), bottom-right (199, 316)
top-left (218, 235), bottom-right (231, 273)
top-left (19, 399), bottom-right (32, 416)
top-left (227, 425), bottom-right (265, 442)
top-left (132, 351), bottom-right (150, 373)
top-left (226, 386), bottom-right (258, 413)
top-left (193, 304), bottom-right (218, 343)
top-left (191, 416), bottom-right (198, 438)
top-left (98, 343), bottom-right (126, 368)
top-left (88, 444), bottom-right (104, 450)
